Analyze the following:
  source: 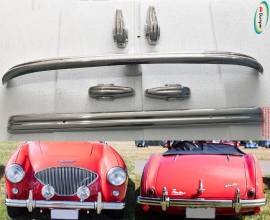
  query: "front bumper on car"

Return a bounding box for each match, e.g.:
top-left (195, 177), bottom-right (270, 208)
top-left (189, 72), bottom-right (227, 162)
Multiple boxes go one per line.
top-left (5, 190), bottom-right (125, 214)
top-left (137, 188), bottom-right (266, 213)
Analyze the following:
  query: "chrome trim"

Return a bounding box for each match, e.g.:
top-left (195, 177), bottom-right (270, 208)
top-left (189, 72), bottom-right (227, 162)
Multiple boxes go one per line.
top-left (89, 84), bottom-right (134, 100)
top-left (161, 187), bottom-right (169, 211)
top-left (107, 167), bottom-right (127, 186)
top-left (27, 190), bottom-right (34, 213)
top-left (97, 192), bottom-right (102, 214)
top-left (145, 84), bottom-right (190, 100)
top-left (2, 52), bottom-right (263, 84)
top-left (145, 6), bottom-right (160, 45)
top-left (113, 9), bottom-right (128, 48)
top-left (197, 179), bottom-right (206, 195)
top-left (137, 196), bottom-right (266, 211)
top-left (138, 187), bottom-right (266, 213)
top-left (5, 191), bottom-right (125, 214)
top-left (8, 108), bottom-right (263, 134)
top-left (34, 167), bottom-right (98, 196)
top-left (234, 188), bottom-right (241, 213)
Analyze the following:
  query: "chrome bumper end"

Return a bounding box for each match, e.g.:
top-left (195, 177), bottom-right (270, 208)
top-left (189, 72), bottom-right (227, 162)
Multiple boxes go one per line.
top-left (6, 191), bottom-right (125, 214)
top-left (137, 188), bottom-right (266, 213)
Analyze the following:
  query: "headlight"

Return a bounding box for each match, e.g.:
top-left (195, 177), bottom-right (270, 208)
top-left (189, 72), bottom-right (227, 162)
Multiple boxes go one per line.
top-left (5, 164), bottom-right (25, 183)
top-left (77, 186), bottom-right (90, 201)
top-left (42, 185), bottom-right (55, 200)
top-left (107, 167), bottom-right (127, 186)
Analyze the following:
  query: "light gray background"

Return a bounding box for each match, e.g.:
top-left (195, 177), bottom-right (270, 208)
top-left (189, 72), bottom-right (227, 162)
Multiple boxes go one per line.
top-left (0, 0), bottom-right (269, 140)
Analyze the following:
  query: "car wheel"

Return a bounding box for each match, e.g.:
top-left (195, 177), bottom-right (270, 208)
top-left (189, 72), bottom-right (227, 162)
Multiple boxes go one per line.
top-left (7, 207), bottom-right (27, 219)
top-left (104, 210), bottom-right (124, 219)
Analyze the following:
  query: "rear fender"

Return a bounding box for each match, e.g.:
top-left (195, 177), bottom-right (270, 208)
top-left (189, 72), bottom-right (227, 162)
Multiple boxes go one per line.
top-left (244, 154), bottom-right (264, 199)
top-left (141, 154), bottom-right (161, 196)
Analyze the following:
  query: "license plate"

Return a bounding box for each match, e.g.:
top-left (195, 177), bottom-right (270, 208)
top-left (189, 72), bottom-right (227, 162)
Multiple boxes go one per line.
top-left (186, 208), bottom-right (215, 219)
top-left (51, 209), bottom-right (79, 220)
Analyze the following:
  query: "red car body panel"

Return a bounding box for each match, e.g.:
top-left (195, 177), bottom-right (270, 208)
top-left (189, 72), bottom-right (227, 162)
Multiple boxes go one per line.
top-left (153, 155), bottom-right (247, 198)
top-left (5, 142), bottom-right (128, 204)
top-left (140, 146), bottom-right (265, 216)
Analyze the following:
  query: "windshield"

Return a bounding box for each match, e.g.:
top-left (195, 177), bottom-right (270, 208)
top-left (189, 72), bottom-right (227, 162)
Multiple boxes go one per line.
top-left (163, 141), bottom-right (245, 156)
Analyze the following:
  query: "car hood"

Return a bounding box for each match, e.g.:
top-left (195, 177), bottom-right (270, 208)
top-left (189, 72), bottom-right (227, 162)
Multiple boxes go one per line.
top-left (154, 154), bottom-right (247, 199)
top-left (28, 141), bottom-right (109, 172)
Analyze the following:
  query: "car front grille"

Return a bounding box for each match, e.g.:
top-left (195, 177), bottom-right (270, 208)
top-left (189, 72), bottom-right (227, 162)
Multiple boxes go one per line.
top-left (35, 167), bottom-right (98, 196)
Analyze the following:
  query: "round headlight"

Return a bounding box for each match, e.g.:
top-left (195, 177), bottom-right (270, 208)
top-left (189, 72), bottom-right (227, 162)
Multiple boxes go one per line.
top-left (107, 167), bottom-right (127, 186)
top-left (77, 186), bottom-right (90, 201)
top-left (41, 185), bottom-right (55, 200)
top-left (5, 164), bottom-right (25, 183)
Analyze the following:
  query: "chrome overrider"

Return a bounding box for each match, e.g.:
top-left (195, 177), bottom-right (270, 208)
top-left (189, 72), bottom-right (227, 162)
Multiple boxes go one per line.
top-left (137, 187), bottom-right (266, 213)
top-left (5, 190), bottom-right (125, 214)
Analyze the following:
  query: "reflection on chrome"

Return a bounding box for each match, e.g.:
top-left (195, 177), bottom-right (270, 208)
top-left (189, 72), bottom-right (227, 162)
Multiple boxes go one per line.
top-left (2, 52), bottom-right (263, 84)
top-left (7, 107), bottom-right (263, 134)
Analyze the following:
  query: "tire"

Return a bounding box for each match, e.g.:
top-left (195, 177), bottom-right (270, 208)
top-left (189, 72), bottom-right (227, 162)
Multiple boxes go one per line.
top-left (7, 207), bottom-right (27, 219)
top-left (104, 210), bottom-right (124, 219)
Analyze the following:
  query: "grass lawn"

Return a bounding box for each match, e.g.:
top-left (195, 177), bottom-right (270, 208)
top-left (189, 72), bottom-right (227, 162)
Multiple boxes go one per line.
top-left (240, 147), bottom-right (270, 161)
top-left (0, 141), bottom-right (269, 220)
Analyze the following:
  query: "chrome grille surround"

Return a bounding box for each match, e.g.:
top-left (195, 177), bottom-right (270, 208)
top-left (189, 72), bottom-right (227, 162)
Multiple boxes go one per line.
top-left (35, 167), bottom-right (98, 196)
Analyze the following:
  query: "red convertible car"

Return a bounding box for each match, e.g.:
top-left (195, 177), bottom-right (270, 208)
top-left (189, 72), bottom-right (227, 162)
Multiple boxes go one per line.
top-left (137, 141), bottom-right (266, 219)
top-left (5, 141), bottom-right (128, 219)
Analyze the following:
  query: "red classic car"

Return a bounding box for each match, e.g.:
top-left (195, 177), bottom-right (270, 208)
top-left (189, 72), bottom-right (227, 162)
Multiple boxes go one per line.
top-left (137, 141), bottom-right (266, 219)
top-left (5, 141), bottom-right (128, 219)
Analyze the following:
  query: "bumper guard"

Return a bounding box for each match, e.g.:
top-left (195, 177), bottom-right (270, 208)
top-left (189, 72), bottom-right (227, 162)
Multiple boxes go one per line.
top-left (137, 187), bottom-right (266, 213)
top-left (5, 191), bottom-right (125, 214)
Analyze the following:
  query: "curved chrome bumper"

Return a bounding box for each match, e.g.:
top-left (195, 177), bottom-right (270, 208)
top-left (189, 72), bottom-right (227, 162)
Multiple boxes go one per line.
top-left (138, 187), bottom-right (266, 213)
top-left (2, 52), bottom-right (263, 84)
top-left (7, 107), bottom-right (263, 134)
top-left (5, 191), bottom-right (124, 214)
top-left (137, 196), bottom-right (266, 213)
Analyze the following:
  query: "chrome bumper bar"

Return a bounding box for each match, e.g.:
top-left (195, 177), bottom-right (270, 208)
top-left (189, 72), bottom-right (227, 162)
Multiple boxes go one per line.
top-left (137, 196), bottom-right (266, 213)
top-left (5, 191), bottom-right (124, 214)
top-left (7, 107), bottom-right (263, 134)
top-left (137, 188), bottom-right (266, 213)
top-left (2, 52), bottom-right (263, 84)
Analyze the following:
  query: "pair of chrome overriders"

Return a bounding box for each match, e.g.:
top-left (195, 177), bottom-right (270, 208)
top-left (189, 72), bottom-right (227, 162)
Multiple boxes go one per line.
top-left (114, 6), bottom-right (160, 47)
top-left (3, 52), bottom-right (263, 134)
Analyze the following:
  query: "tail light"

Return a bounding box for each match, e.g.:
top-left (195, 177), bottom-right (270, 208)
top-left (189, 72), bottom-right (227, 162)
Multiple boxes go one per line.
top-left (147, 188), bottom-right (156, 197)
top-left (247, 188), bottom-right (256, 198)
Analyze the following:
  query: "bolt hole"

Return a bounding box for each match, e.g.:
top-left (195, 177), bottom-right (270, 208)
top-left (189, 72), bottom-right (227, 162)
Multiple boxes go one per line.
top-left (137, 35), bottom-right (141, 38)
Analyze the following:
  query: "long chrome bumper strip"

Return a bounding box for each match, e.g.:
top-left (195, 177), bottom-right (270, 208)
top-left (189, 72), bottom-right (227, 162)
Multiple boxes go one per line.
top-left (2, 52), bottom-right (263, 84)
top-left (8, 107), bottom-right (262, 134)
top-left (137, 187), bottom-right (266, 213)
top-left (137, 196), bottom-right (266, 212)
top-left (6, 191), bottom-right (124, 214)
top-left (5, 199), bottom-right (125, 210)
top-left (5, 199), bottom-right (124, 210)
